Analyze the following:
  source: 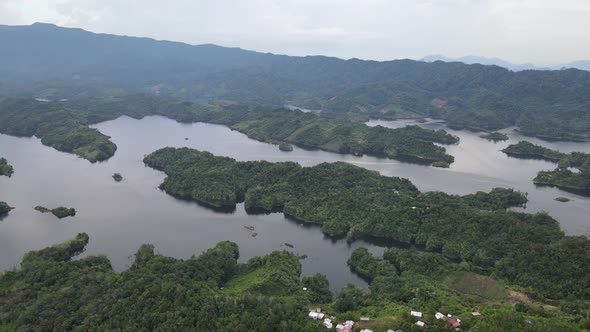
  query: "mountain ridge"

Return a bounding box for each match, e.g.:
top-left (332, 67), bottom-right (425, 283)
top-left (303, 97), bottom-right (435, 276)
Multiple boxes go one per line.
top-left (2, 23), bottom-right (590, 141)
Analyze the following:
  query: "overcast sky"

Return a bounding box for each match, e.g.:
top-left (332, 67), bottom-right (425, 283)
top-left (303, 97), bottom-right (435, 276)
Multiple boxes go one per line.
top-left (1, 0), bottom-right (589, 64)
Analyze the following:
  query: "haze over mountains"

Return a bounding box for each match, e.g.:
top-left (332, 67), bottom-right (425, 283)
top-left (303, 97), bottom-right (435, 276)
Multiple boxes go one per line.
top-left (421, 54), bottom-right (590, 72)
top-left (2, 22), bottom-right (590, 142)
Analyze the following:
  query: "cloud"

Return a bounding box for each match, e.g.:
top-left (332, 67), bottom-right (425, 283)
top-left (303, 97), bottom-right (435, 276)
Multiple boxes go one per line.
top-left (1, 0), bottom-right (589, 64)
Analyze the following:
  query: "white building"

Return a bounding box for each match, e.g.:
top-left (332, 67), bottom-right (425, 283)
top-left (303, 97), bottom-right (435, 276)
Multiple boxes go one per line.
top-left (410, 311), bottom-right (423, 318)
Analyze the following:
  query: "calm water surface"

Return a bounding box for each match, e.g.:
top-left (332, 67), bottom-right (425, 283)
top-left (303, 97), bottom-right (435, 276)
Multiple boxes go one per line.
top-left (0, 116), bottom-right (589, 291)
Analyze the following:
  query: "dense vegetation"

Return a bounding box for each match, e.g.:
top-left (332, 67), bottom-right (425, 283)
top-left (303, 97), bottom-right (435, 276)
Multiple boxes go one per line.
top-left (0, 234), bottom-right (327, 331)
top-left (503, 141), bottom-right (590, 195)
top-left (279, 142), bottom-right (294, 152)
top-left (0, 98), bottom-right (116, 162)
top-left (0, 202), bottom-right (13, 216)
top-left (0, 158), bottom-right (13, 177)
top-left (34, 205), bottom-right (76, 218)
top-left (480, 132), bottom-right (508, 142)
top-left (502, 141), bottom-right (565, 162)
top-left (3, 23), bottom-right (590, 141)
top-left (0, 96), bottom-right (457, 166)
top-left (344, 247), bottom-right (587, 331)
top-left (185, 105), bottom-right (457, 165)
top-left (1, 231), bottom-right (586, 330)
top-left (143, 147), bottom-right (590, 302)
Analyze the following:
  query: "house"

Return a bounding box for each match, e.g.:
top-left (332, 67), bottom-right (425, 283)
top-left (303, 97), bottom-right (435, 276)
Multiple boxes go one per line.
top-left (472, 312), bottom-right (481, 317)
top-left (360, 317), bottom-right (371, 321)
top-left (323, 319), bottom-right (333, 329)
top-left (336, 320), bottom-right (354, 332)
top-left (416, 321), bottom-right (425, 327)
top-left (410, 311), bottom-right (423, 318)
top-left (435, 312), bottom-right (445, 319)
top-left (308, 311), bottom-right (325, 320)
top-left (442, 316), bottom-right (461, 328)
top-left (360, 329), bottom-right (374, 332)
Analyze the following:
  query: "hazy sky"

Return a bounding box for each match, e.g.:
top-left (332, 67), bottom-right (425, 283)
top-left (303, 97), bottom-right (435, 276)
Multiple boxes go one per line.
top-left (1, 0), bottom-right (589, 64)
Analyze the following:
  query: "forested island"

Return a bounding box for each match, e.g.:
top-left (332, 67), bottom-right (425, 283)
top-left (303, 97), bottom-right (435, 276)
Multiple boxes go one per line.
top-left (503, 141), bottom-right (590, 195)
top-left (143, 147), bottom-right (590, 309)
top-left (0, 201), bottom-right (13, 216)
top-left (0, 96), bottom-right (458, 166)
top-left (479, 132), bottom-right (508, 142)
top-left (34, 206), bottom-right (77, 219)
top-left (0, 233), bottom-right (586, 331)
top-left (0, 158), bottom-right (13, 177)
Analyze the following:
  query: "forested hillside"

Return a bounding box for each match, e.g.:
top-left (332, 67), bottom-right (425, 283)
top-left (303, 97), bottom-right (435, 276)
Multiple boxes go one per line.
top-left (2, 23), bottom-right (590, 140)
top-left (0, 96), bottom-right (457, 165)
top-left (1, 233), bottom-right (587, 331)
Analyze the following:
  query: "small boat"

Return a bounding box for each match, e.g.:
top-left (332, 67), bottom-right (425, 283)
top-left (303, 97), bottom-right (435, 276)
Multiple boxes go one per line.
top-left (243, 225), bottom-right (255, 231)
top-left (284, 243), bottom-right (294, 248)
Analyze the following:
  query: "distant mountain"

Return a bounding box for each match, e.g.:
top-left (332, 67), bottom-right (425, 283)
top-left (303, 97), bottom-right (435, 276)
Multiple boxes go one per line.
top-left (2, 23), bottom-right (590, 141)
top-left (562, 60), bottom-right (590, 71)
top-left (421, 54), bottom-right (589, 72)
top-left (421, 54), bottom-right (548, 71)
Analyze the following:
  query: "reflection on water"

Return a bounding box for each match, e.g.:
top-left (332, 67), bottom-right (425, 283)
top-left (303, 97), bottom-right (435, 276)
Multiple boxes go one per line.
top-left (0, 115), bottom-right (589, 292)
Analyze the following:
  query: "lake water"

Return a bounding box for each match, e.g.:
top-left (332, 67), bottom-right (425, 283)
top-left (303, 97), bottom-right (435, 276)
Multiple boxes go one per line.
top-left (0, 115), bottom-right (589, 291)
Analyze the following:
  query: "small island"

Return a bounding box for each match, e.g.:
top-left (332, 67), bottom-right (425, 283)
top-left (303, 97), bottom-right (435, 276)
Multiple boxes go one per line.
top-left (112, 173), bottom-right (123, 182)
top-left (0, 202), bottom-right (14, 216)
top-left (34, 205), bottom-right (76, 219)
top-left (0, 158), bottom-right (14, 177)
top-left (503, 141), bottom-right (590, 196)
top-left (502, 141), bottom-right (565, 162)
top-left (480, 131), bottom-right (509, 142)
top-left (278, 142), bottom-right (293, 152)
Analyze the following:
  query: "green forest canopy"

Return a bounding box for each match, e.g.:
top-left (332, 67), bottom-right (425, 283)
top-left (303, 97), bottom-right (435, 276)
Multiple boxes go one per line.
top-left (3, 23), bottom-right (590, 141)
top-left (0, 158), bottom-right (13, 177)
top-left (0, 96), bottom-right (457, 165)
top-left (0, 234), bottom-right (587, 331)
top-left (503, 141), bottom-right (590, 196)
top-left (143, 147), bottom-right (590, 303)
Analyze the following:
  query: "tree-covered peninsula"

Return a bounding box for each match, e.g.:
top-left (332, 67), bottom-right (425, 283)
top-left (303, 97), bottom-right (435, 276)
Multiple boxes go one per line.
top-left (144, 148), bottom-right (586, 274)
top-left (503, 141), bottom-right (590, 195)
top-left (0, 96), bottom-right (458, 166)
top-left (0, 233), bottom-right (586, 331)
top-left (0, 158), bottom-right (13, 177)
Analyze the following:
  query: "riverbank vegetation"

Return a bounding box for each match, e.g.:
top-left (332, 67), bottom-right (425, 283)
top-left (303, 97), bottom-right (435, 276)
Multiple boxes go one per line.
top-left (0, 234), bottom-right (323, 331)
top-left (0, 96), bottom-right (458, 166)
top-left (0, 158), bottom-right (13, 177)
top-left (34, 205), bottom-right (76, 218)
top-left (143, 147), bottom-right (590, 304)
top-left (503, 141), bottom-right (590, 195)
top-left (144, 148), bottom-right (587, 296)
top-left (0, 231), bottom-right (586, 330)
